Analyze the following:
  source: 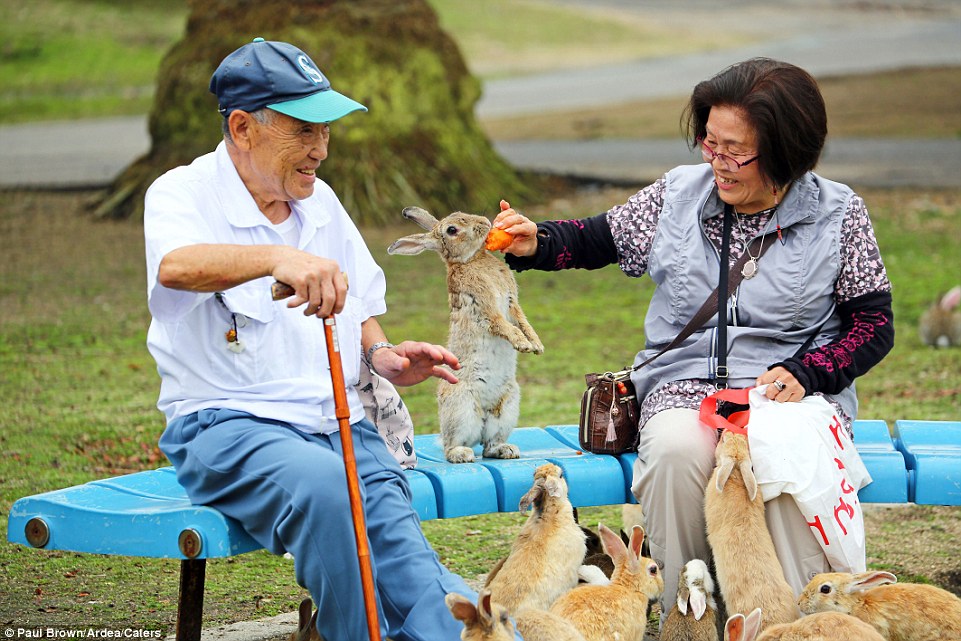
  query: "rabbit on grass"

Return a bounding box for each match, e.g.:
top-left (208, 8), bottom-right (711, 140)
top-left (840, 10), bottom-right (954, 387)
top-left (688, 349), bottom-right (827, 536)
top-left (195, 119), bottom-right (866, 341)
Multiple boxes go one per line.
top-left (724, 607), bottom-right (884, 641)
top-left (797, 570), bottom-right (961, 641)
top-left (486, 463), bottom-right (586, 612)
top-left (704, 430), bottom-right (798, 630)
top-left (549, 523), bottom-right (664, 641)
top-left (388, 206), bottom-right (543, 464)
top-left (919, 285), bottom-right (961, 348)
top-left (446, 589), bottom-right (587, 641)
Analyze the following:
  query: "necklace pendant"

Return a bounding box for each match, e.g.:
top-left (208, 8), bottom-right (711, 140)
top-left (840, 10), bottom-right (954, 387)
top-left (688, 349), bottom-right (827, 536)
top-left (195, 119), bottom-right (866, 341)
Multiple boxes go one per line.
top-left (742, 258), bottom-right (759, 279)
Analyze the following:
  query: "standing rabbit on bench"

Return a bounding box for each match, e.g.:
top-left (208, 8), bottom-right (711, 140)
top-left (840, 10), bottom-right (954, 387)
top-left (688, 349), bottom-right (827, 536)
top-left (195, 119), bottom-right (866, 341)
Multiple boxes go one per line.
top-left (389, 206), bottom-right (544, 463)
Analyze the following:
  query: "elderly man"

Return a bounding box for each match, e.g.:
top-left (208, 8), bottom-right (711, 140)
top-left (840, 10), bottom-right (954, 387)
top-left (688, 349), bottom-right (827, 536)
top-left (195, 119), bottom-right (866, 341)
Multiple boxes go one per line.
top-left (144, 39), bottom-right (491, 640)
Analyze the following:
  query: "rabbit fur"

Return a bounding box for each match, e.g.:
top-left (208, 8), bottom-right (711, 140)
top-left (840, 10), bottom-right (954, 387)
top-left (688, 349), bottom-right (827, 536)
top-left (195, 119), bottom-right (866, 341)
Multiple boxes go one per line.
top-left (797, 570), bottom-right (961, 641)
top-left (446, 590), bottom-right (587, 641)
top-left (724, 607), bottom-right (884, 641)
top-left (919, 285), bottom-right (961, 348)
top-left (549, 523), bottom-right (664, 641)
top-left (388, 206), bottom-right (543, 463)
top-left (704, 430), bottom-right (799, 629)
top-left (661, 559), bottom-right (719, 641)
top-left (486, 463), bottom-right (586, 612)
top-left (287, 598), bottom-right (323, 641)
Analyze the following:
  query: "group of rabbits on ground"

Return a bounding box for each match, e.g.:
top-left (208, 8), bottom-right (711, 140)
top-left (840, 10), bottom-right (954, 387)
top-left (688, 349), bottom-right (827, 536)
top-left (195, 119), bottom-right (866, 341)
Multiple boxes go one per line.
top-left (446, 451), bottom-right (961, 640)
top-left (691, 429), bottom-right (961, 641)
top-left (288, 454), bottom-right (961, 641)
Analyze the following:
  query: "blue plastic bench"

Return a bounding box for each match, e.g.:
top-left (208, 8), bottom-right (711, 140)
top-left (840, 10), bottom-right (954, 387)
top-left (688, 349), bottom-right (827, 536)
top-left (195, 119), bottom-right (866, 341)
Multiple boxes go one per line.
top-left (7, 421), bottom-right (960, 640)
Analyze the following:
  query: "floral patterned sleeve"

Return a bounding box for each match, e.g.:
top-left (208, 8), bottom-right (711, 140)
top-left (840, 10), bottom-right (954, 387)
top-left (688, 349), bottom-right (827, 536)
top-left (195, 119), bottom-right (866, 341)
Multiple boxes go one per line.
top-left (606, 177), bottom-right (667, 277)
top-left (774, 193), bottom-right (894, 395)
top-left (835, 194), bottom-right (892, 302)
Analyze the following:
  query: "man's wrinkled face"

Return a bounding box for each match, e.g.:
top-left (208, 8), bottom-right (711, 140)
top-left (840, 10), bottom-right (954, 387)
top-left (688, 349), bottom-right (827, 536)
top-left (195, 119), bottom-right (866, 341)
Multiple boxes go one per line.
top-left (246, 110), bottom-right (330, 204)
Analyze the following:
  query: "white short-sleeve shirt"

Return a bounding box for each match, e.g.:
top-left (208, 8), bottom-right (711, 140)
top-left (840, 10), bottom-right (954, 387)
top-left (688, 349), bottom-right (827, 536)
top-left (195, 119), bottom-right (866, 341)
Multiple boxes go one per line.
top-left (143, 142), bottom-right (387, 434)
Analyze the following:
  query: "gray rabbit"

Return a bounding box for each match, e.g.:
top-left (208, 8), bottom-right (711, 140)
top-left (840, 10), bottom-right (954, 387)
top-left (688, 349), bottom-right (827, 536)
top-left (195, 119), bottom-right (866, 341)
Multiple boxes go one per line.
top-left (388, 206), bottom-right (543, 463)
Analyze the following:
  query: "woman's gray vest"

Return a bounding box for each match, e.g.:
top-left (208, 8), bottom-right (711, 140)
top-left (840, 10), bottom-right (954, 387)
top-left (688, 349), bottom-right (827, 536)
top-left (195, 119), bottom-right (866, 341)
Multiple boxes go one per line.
top-left (630, 164), bottom-right (858, 420)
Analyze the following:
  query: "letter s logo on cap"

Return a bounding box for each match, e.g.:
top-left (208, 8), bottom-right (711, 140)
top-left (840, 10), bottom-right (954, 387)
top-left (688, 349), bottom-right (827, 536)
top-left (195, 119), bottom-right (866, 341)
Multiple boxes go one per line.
top-left (297, 55), bottom-right (325, 85)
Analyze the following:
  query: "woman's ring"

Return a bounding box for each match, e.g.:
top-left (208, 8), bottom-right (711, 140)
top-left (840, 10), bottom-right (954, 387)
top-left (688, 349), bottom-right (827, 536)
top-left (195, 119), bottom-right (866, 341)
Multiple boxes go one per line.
top-left (773, 380), bottom-right (786, 392)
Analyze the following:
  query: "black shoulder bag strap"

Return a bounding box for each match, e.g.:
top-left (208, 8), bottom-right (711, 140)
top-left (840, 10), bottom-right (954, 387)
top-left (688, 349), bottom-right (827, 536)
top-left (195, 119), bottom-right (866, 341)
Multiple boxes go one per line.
top-left (631, 204), bottom-right (777, 375)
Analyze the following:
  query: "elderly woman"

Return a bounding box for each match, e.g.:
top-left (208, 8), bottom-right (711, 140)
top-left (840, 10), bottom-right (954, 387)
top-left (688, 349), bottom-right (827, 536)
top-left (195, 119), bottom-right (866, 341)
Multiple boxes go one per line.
top-left (494, 58), bottom-right (894, 613)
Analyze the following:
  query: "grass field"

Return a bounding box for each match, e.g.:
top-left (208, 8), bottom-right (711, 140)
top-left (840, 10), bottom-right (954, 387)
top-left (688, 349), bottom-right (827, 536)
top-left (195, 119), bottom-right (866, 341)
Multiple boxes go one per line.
top-left (1, 181), bottom-right (959, 629)
top-left (2, 0), bottom-right (960, 634)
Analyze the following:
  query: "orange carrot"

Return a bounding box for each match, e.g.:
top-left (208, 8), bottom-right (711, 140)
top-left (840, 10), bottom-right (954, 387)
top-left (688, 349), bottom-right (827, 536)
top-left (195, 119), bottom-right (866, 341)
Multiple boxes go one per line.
top-left (485, 227), bottom-right (513, 251)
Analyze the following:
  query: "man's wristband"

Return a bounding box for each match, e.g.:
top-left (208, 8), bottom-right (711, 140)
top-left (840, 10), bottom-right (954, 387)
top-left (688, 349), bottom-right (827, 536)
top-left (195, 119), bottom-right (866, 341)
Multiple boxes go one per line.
top-left (364, 341), bottom-right (394, 368)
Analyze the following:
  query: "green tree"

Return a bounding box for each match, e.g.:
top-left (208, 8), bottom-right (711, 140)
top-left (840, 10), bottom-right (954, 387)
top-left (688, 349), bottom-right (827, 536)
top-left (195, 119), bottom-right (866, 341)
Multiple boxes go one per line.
top-left (94, 0), bottom-right (541, 224)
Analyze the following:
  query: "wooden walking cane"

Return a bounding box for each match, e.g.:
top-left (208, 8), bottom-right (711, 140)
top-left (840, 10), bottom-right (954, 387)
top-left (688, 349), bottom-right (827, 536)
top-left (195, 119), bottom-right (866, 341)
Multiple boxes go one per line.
top-left (271, 280), bottom-right (383, 641)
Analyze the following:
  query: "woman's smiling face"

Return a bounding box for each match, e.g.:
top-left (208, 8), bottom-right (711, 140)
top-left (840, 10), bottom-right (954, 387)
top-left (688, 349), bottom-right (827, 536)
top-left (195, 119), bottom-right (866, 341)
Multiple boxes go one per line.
top-left (704, 105), bottom-right (778, 214)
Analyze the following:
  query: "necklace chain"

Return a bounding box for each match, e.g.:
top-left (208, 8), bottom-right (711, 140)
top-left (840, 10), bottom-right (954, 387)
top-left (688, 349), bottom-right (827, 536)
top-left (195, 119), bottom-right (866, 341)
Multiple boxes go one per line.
top-left (732, 207), bottom-right (769, 279)
top-left (733, 207), bottom-right (764, 261)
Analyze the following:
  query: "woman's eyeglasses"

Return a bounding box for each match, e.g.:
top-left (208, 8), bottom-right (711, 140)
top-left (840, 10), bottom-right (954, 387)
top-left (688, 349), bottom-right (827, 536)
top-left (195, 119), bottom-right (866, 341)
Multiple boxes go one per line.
top-left (697, 136), bottom-right (760, 173)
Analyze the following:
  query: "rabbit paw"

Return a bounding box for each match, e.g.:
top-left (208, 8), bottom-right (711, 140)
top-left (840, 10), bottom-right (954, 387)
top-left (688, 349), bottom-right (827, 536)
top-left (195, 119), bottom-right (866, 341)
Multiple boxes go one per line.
top-left (446, 446), bottom-right (476, 464)
top-left (529, 339), bottom-right (545, 355)
top-left (483, 443), bottom-right (520, 459)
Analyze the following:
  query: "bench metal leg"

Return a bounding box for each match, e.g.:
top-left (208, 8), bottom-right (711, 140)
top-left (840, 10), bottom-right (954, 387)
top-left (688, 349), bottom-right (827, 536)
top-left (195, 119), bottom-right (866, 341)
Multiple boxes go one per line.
top-left (176, 558), bottom-right (206, 641)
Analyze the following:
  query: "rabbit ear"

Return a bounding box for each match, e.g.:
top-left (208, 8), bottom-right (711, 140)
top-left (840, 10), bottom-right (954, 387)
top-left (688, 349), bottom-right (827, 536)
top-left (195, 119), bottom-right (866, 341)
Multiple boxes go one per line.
top-left (518, 479), bottom-right (544, 513)
top-left (627, 524), bottom-right (645, 559)
top-left (739, 460), bottom-right (758, 501)
top-left (690, 587), bottom-right (707, 620)
top-left (743, 608), bottom-right (762, 640)
top-left (543, 476), bottom-right (563, 498)
top-left (725, 613), bottom-right (746, 641)
top-left (676, 582), bottom-right (690, 615)
top-left (479, 590), bottom-right (496, 623)
top-left (388, 233), bottom-right (440, 256)
top-left (598, 523), bottom-right (628, 566)
top-left (848, 571), bottom-right (898, 593)
top-left (715, 458), bottom-right (735, 492)
top-left (445, 592), bottom-right (478, 624)
top-left (941, 286), bottom-right (961, 310)
top-left (402, 206), bottom-right (439, 230)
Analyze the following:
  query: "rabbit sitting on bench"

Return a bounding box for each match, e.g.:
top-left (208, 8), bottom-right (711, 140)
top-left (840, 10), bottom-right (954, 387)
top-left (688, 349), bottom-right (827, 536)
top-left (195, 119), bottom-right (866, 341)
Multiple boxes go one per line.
top-left (388, 206), bottom-right (543, 463)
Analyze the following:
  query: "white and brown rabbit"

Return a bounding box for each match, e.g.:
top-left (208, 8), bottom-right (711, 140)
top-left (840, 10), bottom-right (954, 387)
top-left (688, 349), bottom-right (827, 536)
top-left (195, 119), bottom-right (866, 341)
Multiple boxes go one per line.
top-left (446, 589), bottom-right (587, 641)
top-left (724, 607), bottom-right (884, 641)
top-left (704, 430), bottom-right (798, 630)
top-left (797, 570), bottom-right (961, 641)
top-left (549, 523), bottom-right (664, 641)
top-left (388, 206), bottom-right (543, 463)
top-left (919, 285), bottom-right (961, 348)
top-left (486, 463), bottom-right (586, 612)
top-left (661, 559), bottom-right (719, 641)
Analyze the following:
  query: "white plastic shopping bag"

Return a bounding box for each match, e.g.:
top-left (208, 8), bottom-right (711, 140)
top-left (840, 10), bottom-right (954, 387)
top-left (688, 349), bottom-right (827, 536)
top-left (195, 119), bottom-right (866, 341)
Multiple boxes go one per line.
top-left (700, 386), bottom-right (872, 572)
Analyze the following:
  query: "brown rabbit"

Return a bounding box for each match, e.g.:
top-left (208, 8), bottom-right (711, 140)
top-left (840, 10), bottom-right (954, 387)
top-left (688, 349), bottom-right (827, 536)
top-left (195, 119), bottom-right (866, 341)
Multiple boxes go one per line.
top-left (446, 590), bottom-right (587, 641)
top-left (549, 524), bottom-right (663, 641)
top-left (797, 570), bottom-right (961, 641)
top-left (704, 430), bottom-right (798, 630)
top-left (724, 607), bottom-right (884, 641)
top-left (486, 463), bottom-right (586, 611)
top-left (288, 598), bottom-right (323, 641)
top-left (919, 285), bottom-right (961, 348)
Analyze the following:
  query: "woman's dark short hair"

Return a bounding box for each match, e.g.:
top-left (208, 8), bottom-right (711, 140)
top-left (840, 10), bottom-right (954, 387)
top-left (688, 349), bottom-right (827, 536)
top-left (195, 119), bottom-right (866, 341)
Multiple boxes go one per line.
top-left (683, 58), bottom-right (827, 189)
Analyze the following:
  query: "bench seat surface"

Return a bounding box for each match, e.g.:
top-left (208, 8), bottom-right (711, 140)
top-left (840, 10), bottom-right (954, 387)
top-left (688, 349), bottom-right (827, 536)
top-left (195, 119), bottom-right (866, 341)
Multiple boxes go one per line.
top-left (8, 421), bottom-right (958, 559)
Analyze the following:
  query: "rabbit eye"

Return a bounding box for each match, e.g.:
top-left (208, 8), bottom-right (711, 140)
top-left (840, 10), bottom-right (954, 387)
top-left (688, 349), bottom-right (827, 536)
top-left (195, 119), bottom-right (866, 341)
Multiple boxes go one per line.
top-left (819, 584), bottom-right (832, 594)
top-left (445, 225), bottom-right (458, 236)
top-left (648, 563), bottom-right (659, 576)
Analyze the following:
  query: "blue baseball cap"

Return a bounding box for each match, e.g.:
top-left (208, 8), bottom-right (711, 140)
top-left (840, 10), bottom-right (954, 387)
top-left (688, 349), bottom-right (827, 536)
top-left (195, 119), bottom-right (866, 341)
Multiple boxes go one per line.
top-left (210, 38), bottom-right (367, 123)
